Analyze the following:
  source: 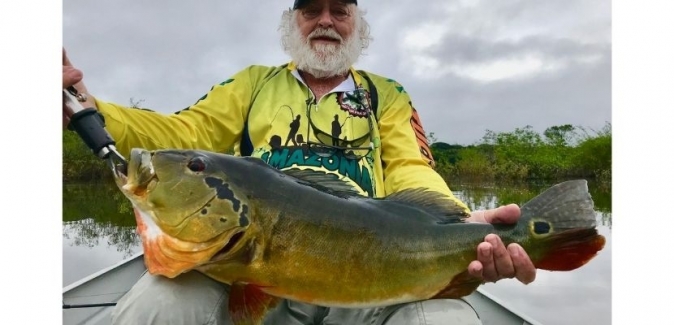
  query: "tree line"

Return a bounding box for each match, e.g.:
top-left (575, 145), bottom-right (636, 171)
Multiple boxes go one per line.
top-left (429, 122), bottom-right (611, 185)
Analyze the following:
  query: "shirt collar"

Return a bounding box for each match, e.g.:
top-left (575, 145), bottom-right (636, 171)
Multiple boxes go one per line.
top-left (287, 61), bottom-right (363, 90)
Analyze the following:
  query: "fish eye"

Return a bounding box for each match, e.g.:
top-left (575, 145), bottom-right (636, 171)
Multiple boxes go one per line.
top-left (187, 157), bottom-right (207, 172)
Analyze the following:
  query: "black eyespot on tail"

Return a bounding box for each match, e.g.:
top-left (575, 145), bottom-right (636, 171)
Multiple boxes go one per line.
top-left (534, 221), bottom-right (551, 234)
top-left (201, 209), bottom-right (208, 215)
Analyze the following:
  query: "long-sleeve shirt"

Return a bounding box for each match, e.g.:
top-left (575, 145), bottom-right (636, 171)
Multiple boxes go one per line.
top-left (96, 62), bottom-right (469, 211)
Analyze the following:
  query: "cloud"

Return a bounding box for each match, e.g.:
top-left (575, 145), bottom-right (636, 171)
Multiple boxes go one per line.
top-left (64, 0), bottom-right (610, 145)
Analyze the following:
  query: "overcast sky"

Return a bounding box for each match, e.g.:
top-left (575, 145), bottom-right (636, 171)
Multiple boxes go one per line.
top-left (63, 0), bottom-right (611, 146)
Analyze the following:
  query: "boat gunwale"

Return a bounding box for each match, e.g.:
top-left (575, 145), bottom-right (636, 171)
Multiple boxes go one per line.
top-left (63, 252), bottom-right (144, 294)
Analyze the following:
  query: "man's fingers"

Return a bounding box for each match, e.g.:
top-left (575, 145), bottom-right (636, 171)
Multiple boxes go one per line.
top-left (467, 260), bottom-right (483, 279)
top-left (477, 241), bottom-right (498, 281)
top-left (488, 234), bottom-right (515, 279)
top-left (63, 66), bottom-right (83, 88)
top-left (470, 237), bottom-right (537, 285)
top-left (466, 204), bottom-right (520, 224)
top-left (62, 66), bottom-right (81, 130)
top-left (509, 244), bottom-right (536, 284)
top-left (484, 204), bottom-right (520, 224)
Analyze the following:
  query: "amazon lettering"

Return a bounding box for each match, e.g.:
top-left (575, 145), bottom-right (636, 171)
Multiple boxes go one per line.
top-left (261, 148), bottom-right (373, 196)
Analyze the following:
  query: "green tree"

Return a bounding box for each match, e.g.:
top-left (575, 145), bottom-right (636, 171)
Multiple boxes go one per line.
top-left (543, 124), bottom-right (576, 146)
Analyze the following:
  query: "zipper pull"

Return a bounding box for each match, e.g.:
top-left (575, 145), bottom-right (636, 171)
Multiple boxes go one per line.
top-left (306, 97), bottom-right (318, 111)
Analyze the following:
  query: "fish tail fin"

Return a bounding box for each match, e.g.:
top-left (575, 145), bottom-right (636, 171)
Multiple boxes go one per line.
top-left (531, 227), bottom-right (606, 271)
top-left (497, 180), bottom-right (606, 272)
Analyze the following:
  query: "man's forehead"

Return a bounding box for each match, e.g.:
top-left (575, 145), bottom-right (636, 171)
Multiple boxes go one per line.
top-left (293, 0), bottom-right (357, 9)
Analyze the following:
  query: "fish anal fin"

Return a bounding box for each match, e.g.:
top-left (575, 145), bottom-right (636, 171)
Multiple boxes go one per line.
top-left (535, 228), bottom-right (606, 271)
top-left (228, 282), bottom-right (281, 325)
top-left (431, 270), bottom-right (482, 299)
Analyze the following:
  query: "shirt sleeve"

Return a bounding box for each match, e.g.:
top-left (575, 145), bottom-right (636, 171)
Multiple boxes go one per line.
top-left (94, 65), bottom-right (273, 158)
top-left (376, 78), bottom-right (471, 213)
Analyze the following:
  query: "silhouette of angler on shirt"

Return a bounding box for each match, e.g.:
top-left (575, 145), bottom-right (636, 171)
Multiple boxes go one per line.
top-left (332, 114), bottom-right (342, 146)
top-left (286, 115), bottom-right (302, 146)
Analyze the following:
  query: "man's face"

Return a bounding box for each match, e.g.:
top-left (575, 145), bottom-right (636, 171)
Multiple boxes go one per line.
top-left (283, 0), bottom-right (362, 78)
top-left (296, 0), bottom-right (355, 56)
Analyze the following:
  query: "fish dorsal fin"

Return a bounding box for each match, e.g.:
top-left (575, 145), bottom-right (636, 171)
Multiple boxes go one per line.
top-left (385, 188), bottom-right (470, 223)
top-left (241, 156), bottom-right (276, 168)
top-left (281, 168), bottom-right (365, 198)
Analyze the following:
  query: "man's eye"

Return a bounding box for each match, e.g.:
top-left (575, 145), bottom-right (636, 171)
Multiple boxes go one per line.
top-left (302, 8), bottom-right (321, 18)
top-left (332, 8), bottom-right (349, 19)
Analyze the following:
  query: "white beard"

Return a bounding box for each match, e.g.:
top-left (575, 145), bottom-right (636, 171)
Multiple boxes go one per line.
top-left (285, 22), bottom-right (363, 78)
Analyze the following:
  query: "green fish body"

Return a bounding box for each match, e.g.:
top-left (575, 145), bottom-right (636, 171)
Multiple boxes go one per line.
top-left (114, 148), bottom-right (605, 325)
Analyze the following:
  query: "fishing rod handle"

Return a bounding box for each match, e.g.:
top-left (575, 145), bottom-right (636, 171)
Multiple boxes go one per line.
top-left (63, 89), bottom-right (118, 160)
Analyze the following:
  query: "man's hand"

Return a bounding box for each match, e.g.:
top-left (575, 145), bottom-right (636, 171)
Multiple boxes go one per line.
top-left (63, 48), bottom-right (83, 88)
top-left (63, 48), bottom-right (99, 129)
top-left (465, 204), bottom-right (536, 285)
top-left (63, 48), bottom-right (84, 129)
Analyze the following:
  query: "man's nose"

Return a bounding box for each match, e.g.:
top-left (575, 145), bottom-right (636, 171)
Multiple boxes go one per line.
top-left (316, 9), bottom-right (334, 28)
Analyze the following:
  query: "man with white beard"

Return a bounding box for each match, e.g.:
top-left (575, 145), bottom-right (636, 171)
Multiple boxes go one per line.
top-left (62, 0), bottom-right (537, 324)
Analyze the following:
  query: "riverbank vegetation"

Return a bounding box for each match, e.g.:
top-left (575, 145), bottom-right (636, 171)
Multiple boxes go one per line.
top-left (430, 123), bottom-right (611, 186)
top-left (63, 130), bottom-right (114, 182)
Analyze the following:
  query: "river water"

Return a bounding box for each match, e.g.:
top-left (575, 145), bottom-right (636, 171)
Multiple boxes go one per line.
top-left (62, 179), bottom-right (611, 325)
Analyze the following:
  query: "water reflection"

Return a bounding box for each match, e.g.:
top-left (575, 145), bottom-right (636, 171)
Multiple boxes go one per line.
top-left (63, 218), bottom-right (139, 255)
top-left (62, 181), bottom-right (142, 286)
top-left (63, 181), bottom-right (135, 225)
top-left (62, 182), bottom-right (140, 255)
top-left (62, 179), bottom-right (611, 324)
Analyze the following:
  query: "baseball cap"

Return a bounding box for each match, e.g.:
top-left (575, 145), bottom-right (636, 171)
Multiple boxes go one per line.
top-left (293, 0), bottom-right (357, 10)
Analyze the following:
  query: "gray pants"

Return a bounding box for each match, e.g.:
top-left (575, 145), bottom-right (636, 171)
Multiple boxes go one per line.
top-left (111, 271), bottom-right (482, 325)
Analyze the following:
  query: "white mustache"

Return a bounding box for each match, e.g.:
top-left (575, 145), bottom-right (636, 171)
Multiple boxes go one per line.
top-left (309, 28), bottom-right (343, 42)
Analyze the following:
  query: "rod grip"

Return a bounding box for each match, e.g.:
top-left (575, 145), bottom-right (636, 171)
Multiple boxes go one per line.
top-left (68, 108), bottom-right (116, 159)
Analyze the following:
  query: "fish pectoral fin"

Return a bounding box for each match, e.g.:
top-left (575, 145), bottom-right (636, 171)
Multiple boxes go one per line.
top-left (229, 282), bottom-right (281, 325)
top-left (431, 270), bottom-right (483, 299)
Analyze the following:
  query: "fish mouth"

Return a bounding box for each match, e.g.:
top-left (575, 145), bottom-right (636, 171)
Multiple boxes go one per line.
top-left (114, 162), bottom-right (128, 183)
top-left (118, 149), bottom-right (158, 197)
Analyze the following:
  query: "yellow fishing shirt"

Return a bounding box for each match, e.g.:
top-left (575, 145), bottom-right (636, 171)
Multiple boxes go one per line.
top-left (96, 62), bottom-right (468, 210)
